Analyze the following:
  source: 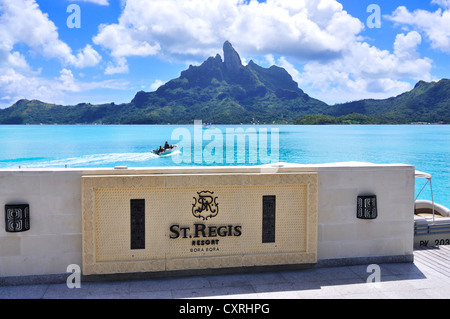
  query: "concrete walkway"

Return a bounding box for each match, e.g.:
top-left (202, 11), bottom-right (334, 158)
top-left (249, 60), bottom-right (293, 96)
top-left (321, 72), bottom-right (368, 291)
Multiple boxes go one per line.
top-left (1, 247), bottom-right (449, 299)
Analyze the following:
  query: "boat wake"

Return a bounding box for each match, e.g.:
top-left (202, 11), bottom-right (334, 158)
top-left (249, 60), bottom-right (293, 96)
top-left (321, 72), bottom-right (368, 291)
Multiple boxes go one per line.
top-left (159, 149), bottom-right (181, 157)
top-left (55, 152), bottom-right (163, 167)
top-left (3, 152), bottom-right (164, 168)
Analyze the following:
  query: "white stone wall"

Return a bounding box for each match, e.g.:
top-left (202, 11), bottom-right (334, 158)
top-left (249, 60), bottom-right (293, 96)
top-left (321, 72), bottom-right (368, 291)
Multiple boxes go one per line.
top-left (315, 164), bottom-right (415, 260)
top-left (0, 163), bottom-right (415, 278)
top-left (0, 170), bottom-right (83, 278)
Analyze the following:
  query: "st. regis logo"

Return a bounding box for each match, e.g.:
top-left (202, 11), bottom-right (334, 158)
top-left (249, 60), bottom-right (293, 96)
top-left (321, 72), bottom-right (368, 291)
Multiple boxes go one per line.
top-left (192, 191), bottom-right (219, 220)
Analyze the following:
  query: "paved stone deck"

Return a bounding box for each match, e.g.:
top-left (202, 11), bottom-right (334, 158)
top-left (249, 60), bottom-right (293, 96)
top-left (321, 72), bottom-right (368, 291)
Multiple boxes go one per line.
top-left (1, 246), bottom-right (449, 299)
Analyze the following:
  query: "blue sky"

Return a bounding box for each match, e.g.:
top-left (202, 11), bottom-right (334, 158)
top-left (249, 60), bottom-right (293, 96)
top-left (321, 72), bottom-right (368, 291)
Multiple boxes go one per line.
top-left (0, 0), bottom-right (449, 108)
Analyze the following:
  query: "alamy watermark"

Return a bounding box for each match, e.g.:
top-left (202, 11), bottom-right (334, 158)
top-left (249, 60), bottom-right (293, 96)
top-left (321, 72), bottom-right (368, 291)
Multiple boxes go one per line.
top-left (170, 120), bottom-right (279, 166)
top-left (367, 4), bottom-right (382, 29)
top-left (66, 264), bottom-right (81, 288)
top-left (67, 4), bottom-right (81, 29)
top-left (366, 264), bottom-right (381, 283)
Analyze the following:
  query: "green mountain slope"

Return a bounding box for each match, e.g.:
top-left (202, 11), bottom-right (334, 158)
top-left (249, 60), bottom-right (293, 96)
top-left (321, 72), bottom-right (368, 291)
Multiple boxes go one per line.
top-left (0, 41), bottom-right (449, 124)
top-left (0, 41), bottom-right (328, 124)
top-left (326, 79), bottom-right (450, 124)
top-left (127, 41), bottom-right (328, 124)
top-left (0, 99), bottom-right (130, 124)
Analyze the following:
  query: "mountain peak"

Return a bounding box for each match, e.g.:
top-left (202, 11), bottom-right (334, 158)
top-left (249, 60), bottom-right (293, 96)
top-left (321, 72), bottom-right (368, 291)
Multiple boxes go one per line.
top-left (414, 80), bottom-right (427, 89)
top-left (223, 41), bottom-right (242, 72)
top-left (7, 41), bottom-right (447, 124)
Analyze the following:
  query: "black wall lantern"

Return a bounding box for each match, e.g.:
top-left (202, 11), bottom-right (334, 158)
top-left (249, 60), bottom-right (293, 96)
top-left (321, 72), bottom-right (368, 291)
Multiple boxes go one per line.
top-left (5, 204), bottom-right (30, 232)
top-left (357, 195), bottom-right (377, 220)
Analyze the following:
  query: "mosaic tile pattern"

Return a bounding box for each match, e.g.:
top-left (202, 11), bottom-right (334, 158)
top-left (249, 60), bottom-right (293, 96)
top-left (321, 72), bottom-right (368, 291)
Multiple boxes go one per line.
top-left (82, 173), bottom-right (318, 275)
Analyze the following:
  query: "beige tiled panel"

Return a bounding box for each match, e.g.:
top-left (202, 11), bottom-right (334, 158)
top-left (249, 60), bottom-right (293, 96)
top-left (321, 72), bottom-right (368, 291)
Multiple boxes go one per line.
top-left (82, 173), bottom-right (318, 275)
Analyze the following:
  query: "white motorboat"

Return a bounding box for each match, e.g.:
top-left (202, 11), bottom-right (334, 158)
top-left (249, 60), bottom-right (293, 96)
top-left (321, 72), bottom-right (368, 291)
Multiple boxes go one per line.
top-left (414, 170), bottom-right (450, 247)
top-left (152, 144), bottom-right (178, 156)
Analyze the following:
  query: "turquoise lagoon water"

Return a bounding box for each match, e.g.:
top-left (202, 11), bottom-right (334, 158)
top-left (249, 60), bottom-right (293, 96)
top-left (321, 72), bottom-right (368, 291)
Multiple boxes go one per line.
top-left (0, 124), bottom-right (449, 208)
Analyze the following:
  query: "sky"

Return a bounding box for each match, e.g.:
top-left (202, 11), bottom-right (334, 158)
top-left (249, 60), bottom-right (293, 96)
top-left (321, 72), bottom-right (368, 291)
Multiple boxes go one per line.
top-left (0, 0), bottom-right (449, 108)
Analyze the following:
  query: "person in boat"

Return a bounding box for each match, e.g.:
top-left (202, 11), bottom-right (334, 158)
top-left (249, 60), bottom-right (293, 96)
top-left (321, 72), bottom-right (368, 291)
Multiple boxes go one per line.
top-left (157, 146), bottom-right (164, 154)
top-left (164, 141), bottom-right (170, 150)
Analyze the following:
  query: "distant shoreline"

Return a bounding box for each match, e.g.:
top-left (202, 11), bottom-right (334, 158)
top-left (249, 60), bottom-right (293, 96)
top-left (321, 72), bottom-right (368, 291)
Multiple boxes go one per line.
top-left (0, 122), bottom-right (448, 126)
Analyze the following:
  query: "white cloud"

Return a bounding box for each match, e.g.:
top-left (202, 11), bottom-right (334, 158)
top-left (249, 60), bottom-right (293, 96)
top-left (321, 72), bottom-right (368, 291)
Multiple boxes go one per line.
top-left (89, 0), bottom-right (437, 103)
top-left (288, 31), bottom-right (432, 104)
top-left (105, 57), bottom-right (129, 75)
top-left (92, 0), bottom-right (364, 72)
top-left (150, 79), bottom-right (164, 91)
top-left (0, 0), bottom-right (105, 107)
top-left (56, 69), bottom-right (80, 93)
top-left (264, 55), bottom-right (276, 67)
top-left (387, 5), bottom-right (450, 53)
top-left (93, 23), bottom-right (160, 74)
top-left (432, 0), bottom-right (450, 9)
top-left (394, 31), bottom-right (422, 59)
top-left (0, 50), bottom-right (31, 73)
top-left (0, 0), bottom-right (441, 108)
top-left (0, 67), bottom-right (129, 108)
top-left (0, 68), bottom-right (71, 107)
top-left (94, 24), bottom-right (161, 59)
top-left (0, 0), bottom-right (102, 67)
top-left (70, 45), bottom-right (103, 68)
